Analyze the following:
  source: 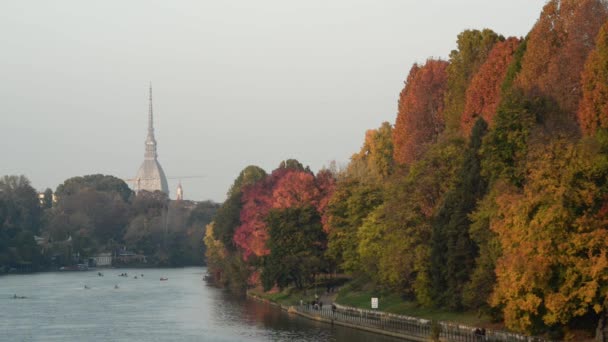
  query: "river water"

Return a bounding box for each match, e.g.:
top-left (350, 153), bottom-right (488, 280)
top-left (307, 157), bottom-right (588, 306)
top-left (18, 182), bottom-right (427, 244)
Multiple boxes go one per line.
top-left (0, 267), bottom-right (405, 341)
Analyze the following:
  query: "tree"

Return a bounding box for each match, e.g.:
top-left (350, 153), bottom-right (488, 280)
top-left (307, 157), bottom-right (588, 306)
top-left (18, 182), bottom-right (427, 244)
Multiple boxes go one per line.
top-left (326, 178), bottom-right (383, 273)
top-left (578, 21), bottom-right (608, 135)
top-left (393, 59), bottom-right (449, 164)
top-left (188, 201), bottom-right (220, 228)
top-left (490, 136), bottom-right (608, 333)
top-left (213, 165), bottom-right (267, 251)
top-left (443, 29), bottom-right (502, 134)
top-left (352, 122), bottom-right (394, 178)
top-left (358, 140), bottom-right (464, 303)
top-left (430, 118), bottom-right (488, 310)
top-left (42, 188), bottom-right (53, 209)
top-left (461, 183), bottom-right (504, 315)
top-left (261, 206), bottom-right (326, 290)
top-left (0, 175), bottom-right (43, 271)
top-left (60, 188), bottom-right (130, 243)
top-left (234, 161), bottom-right (331, 260)
top-left (55, 174), bottom-right (133, 202)
top-left (0, 175), bottom-right (42, 233)
top-left (516, 0), bottom-right (608, 127)
top-left (480, 90), bottom-right (536, 187)
top-left (326, 123), bottom-right (391, 273)
top-left (204, 222), bottom-right (227, 282)
top-left (461, 38), bottom-right (521, 136)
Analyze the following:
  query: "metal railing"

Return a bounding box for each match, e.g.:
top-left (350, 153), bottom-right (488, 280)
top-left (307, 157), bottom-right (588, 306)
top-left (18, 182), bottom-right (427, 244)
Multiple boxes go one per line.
top-left (296, 303), bottom-right (552, 342)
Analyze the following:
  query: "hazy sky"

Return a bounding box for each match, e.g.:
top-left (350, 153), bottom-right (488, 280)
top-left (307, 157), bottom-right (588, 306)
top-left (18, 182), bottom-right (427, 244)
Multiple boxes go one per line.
top-left (0, 0), bottom-right (547, 202)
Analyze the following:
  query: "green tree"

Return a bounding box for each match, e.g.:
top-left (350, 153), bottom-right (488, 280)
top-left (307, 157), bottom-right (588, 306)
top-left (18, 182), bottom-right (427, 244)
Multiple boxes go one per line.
top-left (326, 123), bottom-right (392, 274)
top-left (430, 118), bottom-right (488, 310)
top-left (0, 175), bottom-right (43, 271)
top-left (358, 140), bottom-right (463, 303)
top-left (326, 178), bottom-right (383, 273)
top-left (480, 90), bottom-right (536, 187)
top-left (42, 188), bottom-right (53, 209)
top-left (262, 206), bottom-right (327, 290)
top-left (55, 174), bottom-right (133, 202)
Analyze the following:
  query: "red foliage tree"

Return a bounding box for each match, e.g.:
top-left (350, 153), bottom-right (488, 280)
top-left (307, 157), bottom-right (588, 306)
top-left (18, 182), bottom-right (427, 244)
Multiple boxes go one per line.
top-left (578, 22), bottom-right (608, 135)
top-left (233, 175), bottom-right (273, 259)
top-left (315, 169), bottom-right (336, 232)
top-left (233, 165), bottom-right (335, 260)
top-left (393, 59), bottom-right (449, 165)
top-left (516, 0), bottom-right (608, 119)
top-left (461, 37), bottom-right (521, 136)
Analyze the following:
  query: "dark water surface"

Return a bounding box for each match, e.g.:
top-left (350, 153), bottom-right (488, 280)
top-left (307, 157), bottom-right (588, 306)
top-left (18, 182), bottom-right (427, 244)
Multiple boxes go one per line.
top-left (0, 267), bottom-right (405, 341)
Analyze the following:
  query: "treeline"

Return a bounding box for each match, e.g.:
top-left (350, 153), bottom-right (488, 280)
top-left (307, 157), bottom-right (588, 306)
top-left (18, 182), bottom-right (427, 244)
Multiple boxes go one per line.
top-left (0, 174), bottom-right (217, 272)
top-left (205, 0), bottom-right (608, 336)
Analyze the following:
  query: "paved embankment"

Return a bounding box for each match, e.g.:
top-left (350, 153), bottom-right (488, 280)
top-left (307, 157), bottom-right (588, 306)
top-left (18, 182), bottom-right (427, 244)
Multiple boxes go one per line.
top-left (247, 292), bottom-right (553, 342)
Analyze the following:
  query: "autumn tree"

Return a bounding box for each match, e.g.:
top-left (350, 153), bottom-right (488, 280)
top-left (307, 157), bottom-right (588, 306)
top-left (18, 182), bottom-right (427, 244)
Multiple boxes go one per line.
top-left (461, 38), bottom-right (520, 136)
top-left (213, 165), bottom-right (267, 250)
top-left (516, 0), bottom-right (608, 128)
top-left (351, 122), bottom-right (394, 178)
top-left (443, 29), bottom-right (502, 134)
top-left (393, 59), bottom-right (449, 165)
top-left (578, 21), bottom-right (608, 135)
top-left (490, 136), bottom-right (608, 333)
top-left (234, 160), bottom-right (333, 261)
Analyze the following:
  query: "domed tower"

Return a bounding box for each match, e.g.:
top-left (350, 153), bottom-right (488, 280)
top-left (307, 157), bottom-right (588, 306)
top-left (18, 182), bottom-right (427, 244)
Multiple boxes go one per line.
top-left (134, 85), bottom-right (169, 195)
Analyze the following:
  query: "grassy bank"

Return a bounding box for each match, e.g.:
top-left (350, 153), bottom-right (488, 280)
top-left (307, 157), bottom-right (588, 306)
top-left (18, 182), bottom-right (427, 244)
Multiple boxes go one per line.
top-left (248, 286), bottom-right (322, 307)
top-left (333, 280), bottom-right (496, 328)
top-left (248, 278), bottom-right (495, 328)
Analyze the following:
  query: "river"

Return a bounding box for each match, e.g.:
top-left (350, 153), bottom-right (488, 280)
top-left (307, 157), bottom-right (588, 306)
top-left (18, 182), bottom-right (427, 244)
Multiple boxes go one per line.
top-left (0, 267), bottom-right (405, 341)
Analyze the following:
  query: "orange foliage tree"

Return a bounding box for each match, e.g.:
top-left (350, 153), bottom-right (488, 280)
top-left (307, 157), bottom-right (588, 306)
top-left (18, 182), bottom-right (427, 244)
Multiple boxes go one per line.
top-left (393, 59), bottom-right (449, 165)
top-left (578, 21), bottom-right (608, 135)
top-left (490, 137), bottom-right (608, 333)
top-left (516, 0), bottom-right (608, 120)
top-left (443, 29), bottom-right (502, 134)
top-left (461, 37), bottom-right (520, 136)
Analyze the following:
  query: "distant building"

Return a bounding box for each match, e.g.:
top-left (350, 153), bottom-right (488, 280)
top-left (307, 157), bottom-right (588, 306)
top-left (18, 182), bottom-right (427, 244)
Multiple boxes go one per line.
top-left (115, 250), bottom-right (147, 265)
top-left (134, 85), bottom-right (169, 195)
top-left (34, 235), bottom-right (47, 246)
top-left (37, 192), bottom-right (57, 207)
top-left (92, 252), bottom-right (112, 267)
top-left (176, 182), bottom-right (183, 201)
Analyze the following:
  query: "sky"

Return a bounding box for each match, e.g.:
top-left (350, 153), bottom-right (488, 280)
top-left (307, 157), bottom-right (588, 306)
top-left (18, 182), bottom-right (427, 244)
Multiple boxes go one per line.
top-left (0, 0), bottom-right (547, 202)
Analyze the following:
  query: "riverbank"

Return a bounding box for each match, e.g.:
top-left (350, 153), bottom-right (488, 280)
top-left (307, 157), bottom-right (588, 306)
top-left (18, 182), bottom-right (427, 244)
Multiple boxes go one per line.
top-left (247, 284), bottom-right (492, 328)
top-left (247, 286), bottom-right (558, 342)
top-left (247, 291), bottom-right (429, 341)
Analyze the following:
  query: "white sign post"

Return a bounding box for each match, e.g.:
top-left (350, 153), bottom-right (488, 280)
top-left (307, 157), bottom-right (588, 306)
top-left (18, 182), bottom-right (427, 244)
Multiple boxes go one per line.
top-left (371, 297), bottom-right (378, 309)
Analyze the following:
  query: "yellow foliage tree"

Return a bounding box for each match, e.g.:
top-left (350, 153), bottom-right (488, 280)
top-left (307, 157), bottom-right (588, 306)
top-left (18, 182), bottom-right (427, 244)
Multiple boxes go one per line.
top-left (490, 137), bottom-right (608, 332)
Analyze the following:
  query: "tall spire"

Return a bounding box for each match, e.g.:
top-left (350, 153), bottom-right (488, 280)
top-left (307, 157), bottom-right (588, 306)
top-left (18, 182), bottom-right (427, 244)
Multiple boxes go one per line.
top-left (144, 83), bottom-right (158, 160)
top-left (148, 82), bottom-right (154, 138)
